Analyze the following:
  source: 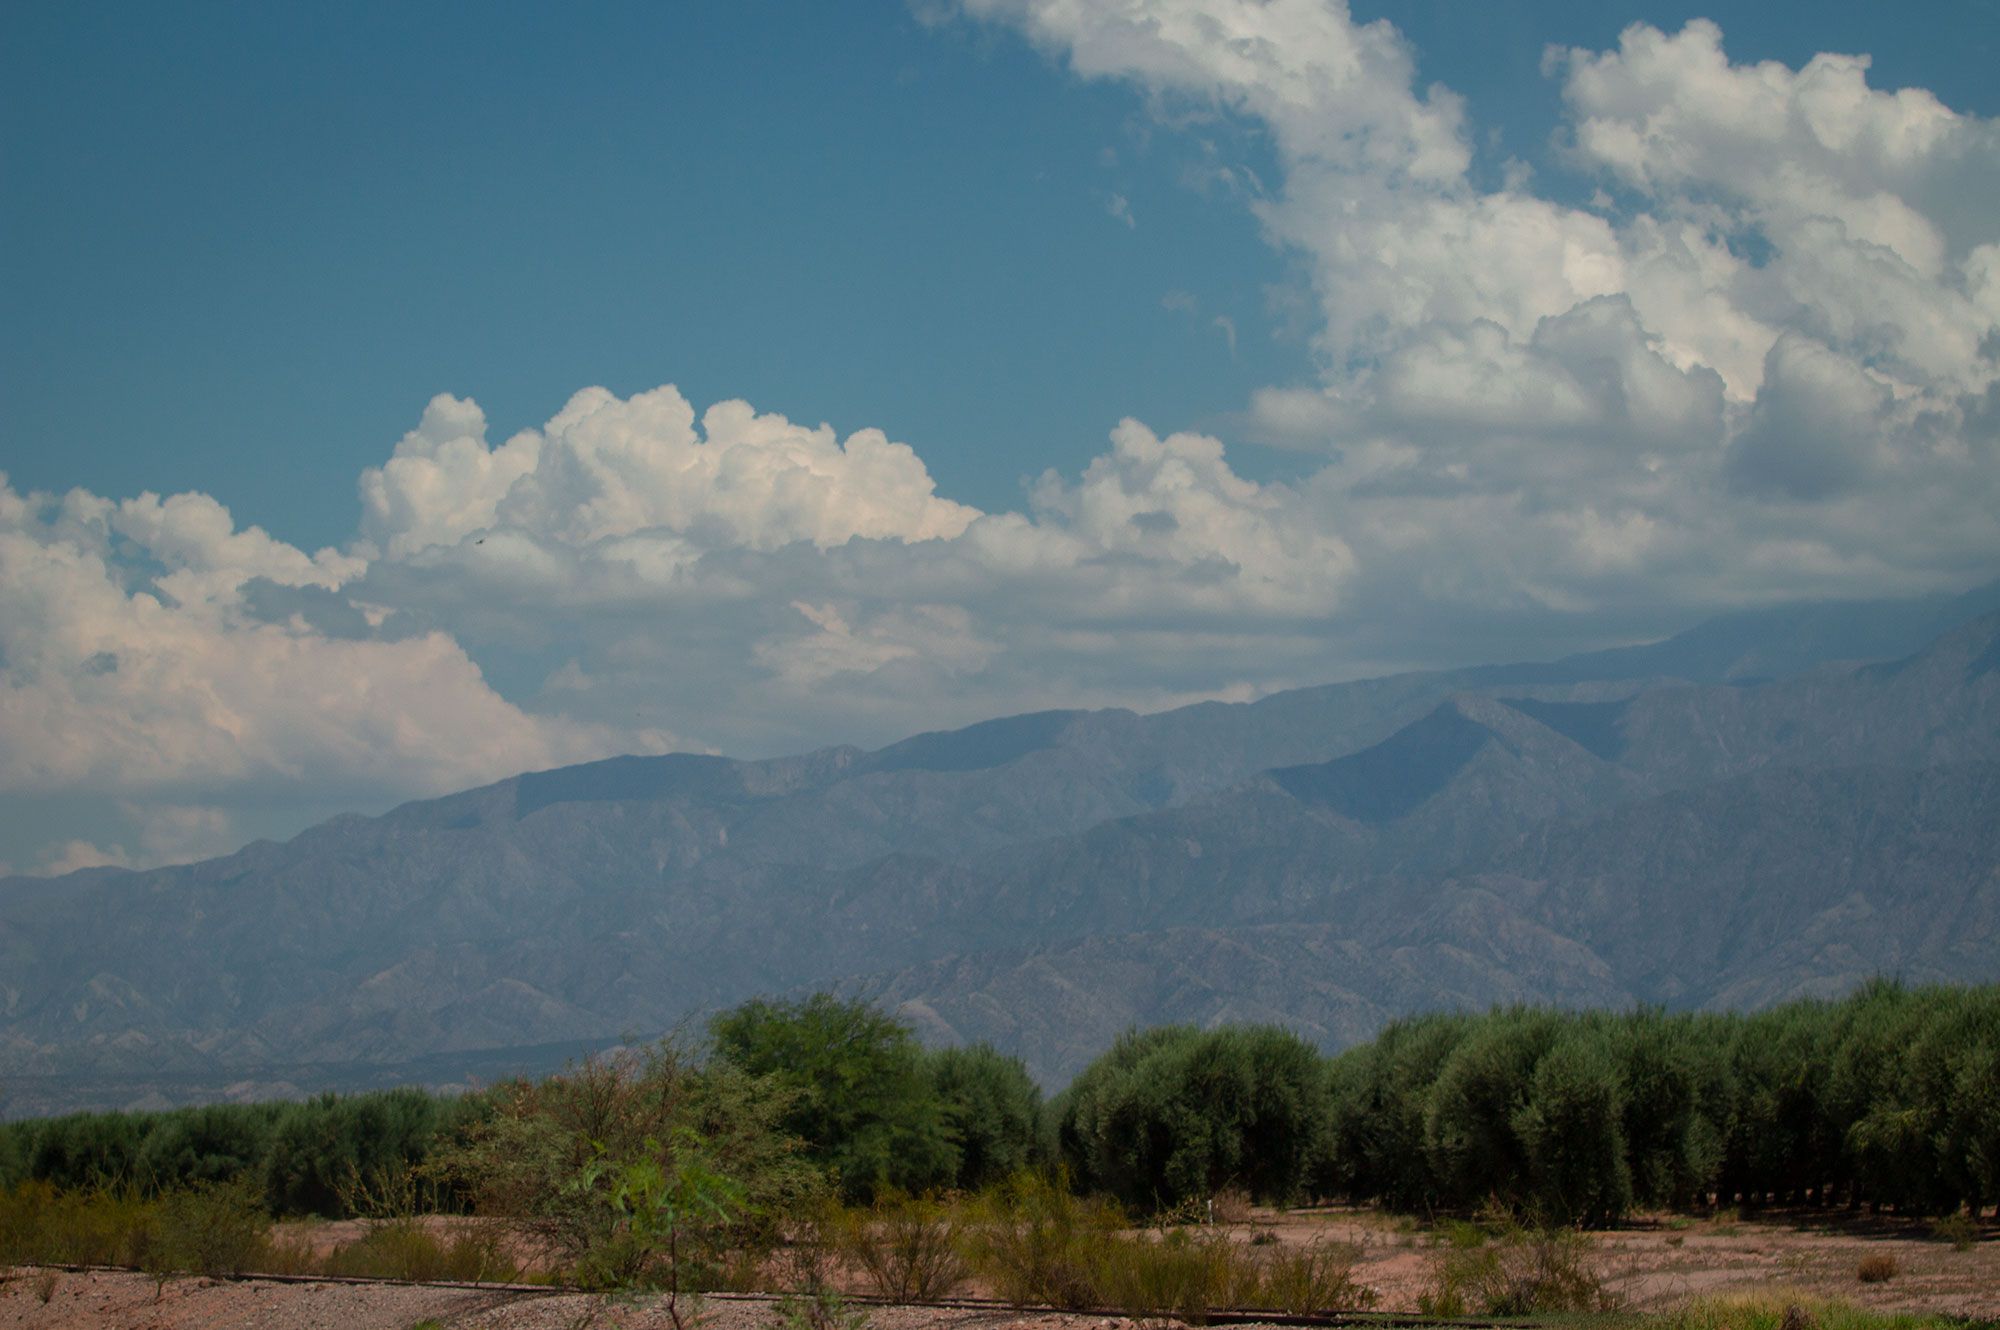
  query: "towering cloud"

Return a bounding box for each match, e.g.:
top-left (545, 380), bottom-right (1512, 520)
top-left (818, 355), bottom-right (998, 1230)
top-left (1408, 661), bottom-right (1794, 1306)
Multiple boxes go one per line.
top-left (947, 0), bottom-right (1998, 616)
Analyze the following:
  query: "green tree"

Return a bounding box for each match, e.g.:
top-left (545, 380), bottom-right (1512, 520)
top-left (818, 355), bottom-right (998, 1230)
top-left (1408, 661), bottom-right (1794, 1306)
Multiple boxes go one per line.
top-left (926, 1043), bottom-right (1044, 1190)
top-left (1057, 1024), bottom-right (1328, 1208)
top-left (1513, 1027), bottom-right (1631, 1224)
top-left (709, 993), bottom-right (955, 1201)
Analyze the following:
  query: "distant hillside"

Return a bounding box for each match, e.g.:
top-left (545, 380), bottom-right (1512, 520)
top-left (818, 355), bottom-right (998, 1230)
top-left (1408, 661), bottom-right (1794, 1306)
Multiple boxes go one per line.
top-left (4, 586), bottom-right (1998, 1114)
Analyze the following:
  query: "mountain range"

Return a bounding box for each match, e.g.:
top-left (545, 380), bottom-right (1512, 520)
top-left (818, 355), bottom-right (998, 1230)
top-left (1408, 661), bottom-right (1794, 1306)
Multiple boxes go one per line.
top-left (4, 580), bottom-right (2000, 1116)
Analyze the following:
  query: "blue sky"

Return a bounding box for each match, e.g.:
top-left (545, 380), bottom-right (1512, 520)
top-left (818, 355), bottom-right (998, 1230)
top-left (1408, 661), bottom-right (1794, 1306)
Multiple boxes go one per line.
top-left (9, 0), bottom-right (1993, 548)
top-left (3, 0), bottom-right (1998, 873)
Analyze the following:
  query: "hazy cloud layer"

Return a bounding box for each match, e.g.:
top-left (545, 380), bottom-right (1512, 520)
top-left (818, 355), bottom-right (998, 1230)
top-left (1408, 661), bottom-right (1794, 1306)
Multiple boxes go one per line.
top-left (4, 3), bottom-right (1996, 872)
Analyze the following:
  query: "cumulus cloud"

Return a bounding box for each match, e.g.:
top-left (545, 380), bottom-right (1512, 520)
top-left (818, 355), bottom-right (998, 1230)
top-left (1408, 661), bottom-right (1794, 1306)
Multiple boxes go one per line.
top-left (948, 0), bottom-right (2000, 623)
top-left (5, 3), bottom-right (1999, 873)
top-left (345, 390), bottom-right (1353, 755)
top-left (365, 386), bottom-right (977, 564)
top-left (0, 471), bottom-right (672, 870)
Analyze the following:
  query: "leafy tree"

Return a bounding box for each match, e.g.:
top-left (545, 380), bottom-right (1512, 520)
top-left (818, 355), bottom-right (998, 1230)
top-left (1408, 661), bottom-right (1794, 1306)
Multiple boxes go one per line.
top-left (431, 1038), bottom-right (818, 1280)
top-left (709, 993), bottom-right (955, 1201)
top-left (1058, 1024), bottom-right (1328, 1208)
top-left (136, 1104), bottom-right (283, 1192)
top-left (262, 1087), bottom-right (458, 1216)
top-left (1424, 1009), bottom-right (1562, 1209)
top-left (1323, 1011), bottom-right (1473, 1211)
top-left (1513, 1027), bottom-right (1631, 1224)
top-left (925, 1043), bottom-right (1044, 1190)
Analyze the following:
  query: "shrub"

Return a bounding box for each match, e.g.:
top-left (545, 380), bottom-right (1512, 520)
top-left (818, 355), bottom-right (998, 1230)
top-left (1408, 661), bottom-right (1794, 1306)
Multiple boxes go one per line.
top-left (1420, 1227), bottom-right (1613, 1315)
top-left (771, 1287), bottom-right (872, 1330)
top-left (1855, 1252), bottom-right (1899, 1283)
top-left (1246, 1238), bottom-right (1375, 1313)
top-left (967, 1172), bottom-right (1125, 1309)
top-left (966, 1174), bottom-right (1373, 1321)
top-left (140, 1179), bottom-right (270, 1280)
top-left (1932, 1212), bottom-right (1976, 1250)
top-left (429, 1039), bottom-right (819, 1284)
top-left (1088, 1226), bottom-right (1255, 1323)
top-left (320, 1217), bottom-right (519, 1283)
top-left (836, 1190), bottom-right (969, 1301)
top-left (0, 1180), bottom-right (155, 1266)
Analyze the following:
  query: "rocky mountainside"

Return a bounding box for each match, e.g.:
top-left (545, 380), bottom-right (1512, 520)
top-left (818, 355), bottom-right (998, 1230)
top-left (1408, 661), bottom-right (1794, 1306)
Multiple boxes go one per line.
top-left (4, 586), bottom-right (1999, 1114)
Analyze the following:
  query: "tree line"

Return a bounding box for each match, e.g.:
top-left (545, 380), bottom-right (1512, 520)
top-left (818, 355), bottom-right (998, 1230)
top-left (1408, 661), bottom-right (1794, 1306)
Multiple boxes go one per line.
top-left (4, 980), bottom-right (1997, 1223)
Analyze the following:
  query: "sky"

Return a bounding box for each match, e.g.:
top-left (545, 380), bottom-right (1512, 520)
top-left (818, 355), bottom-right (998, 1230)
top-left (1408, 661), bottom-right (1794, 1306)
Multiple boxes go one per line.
top-left (3, 0), bottom-right (1998, 875)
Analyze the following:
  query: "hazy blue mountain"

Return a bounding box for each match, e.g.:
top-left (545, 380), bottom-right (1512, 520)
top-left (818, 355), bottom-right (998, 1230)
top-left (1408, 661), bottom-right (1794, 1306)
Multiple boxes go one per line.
top-left (3, 590), bottom-right (1997, 1112)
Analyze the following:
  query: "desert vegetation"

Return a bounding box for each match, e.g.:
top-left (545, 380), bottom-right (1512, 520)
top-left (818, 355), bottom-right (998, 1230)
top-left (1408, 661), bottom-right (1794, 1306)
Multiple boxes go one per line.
top-left (2, 981), bottom-right (1997, 1320)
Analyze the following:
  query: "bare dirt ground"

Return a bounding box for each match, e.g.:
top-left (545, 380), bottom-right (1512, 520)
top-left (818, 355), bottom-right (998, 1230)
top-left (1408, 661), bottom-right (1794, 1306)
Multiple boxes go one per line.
top-left (3, 1207), bottom-right (1996, 1329)
top-left (1265, 1206), bottom-right (2000, 1319)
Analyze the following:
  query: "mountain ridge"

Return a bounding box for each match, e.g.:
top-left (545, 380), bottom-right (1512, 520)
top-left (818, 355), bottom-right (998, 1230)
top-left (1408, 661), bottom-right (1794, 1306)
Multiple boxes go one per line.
top-left (4, 587), bottom-right (1999, 1114)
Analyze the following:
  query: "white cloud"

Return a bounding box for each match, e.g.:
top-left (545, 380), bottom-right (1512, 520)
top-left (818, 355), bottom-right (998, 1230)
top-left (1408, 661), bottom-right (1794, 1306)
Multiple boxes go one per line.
top-left (368, 386), bottom-right (977, 564)
top-left (951, 0), bottom-right (2000, 623)
top-left (5, 4), bottom-right (1999, 873)
top-left (0, 473), bottom-right (671, 869)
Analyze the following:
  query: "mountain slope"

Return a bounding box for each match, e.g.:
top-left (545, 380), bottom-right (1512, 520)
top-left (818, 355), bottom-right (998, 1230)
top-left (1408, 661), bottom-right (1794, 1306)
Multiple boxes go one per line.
top-left (3, 596), bottom-right (1998, 1112)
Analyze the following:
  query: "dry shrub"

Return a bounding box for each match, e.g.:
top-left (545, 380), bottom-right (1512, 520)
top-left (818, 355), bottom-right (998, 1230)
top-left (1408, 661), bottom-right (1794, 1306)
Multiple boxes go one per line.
top-left (1097, 1227), bottom-right (1259, 1323)
top-left (140, 1179), bottom-right (271, 1280)
top-left (322, 1217), bottom-right (519, 1283)
top-left (1247, 1238), bottom-right (1375, 1314)
top-left (258, 1225), bottom-right (323, 1276)
top-left (0, 1180), bottom-right (155, 1266)
top-left (1855, 1253), bottom-right (1899, 1283)
top-left (969, 1173), bottom-right (1127, 1309)
top-left (1932, 1213), bottom-right (1976, 1251)
top-left (967, 1177), bottom-right (1373, 1322)
top-left (1657, 1291), bottom-right (1940, 1330)
top-left (1419, 1227), bottom-right (1614, 1316)
top-left (837, 1190), bottom-right (968, 1302)
top-left (1209, 1189), bottom-right (1254, 1224)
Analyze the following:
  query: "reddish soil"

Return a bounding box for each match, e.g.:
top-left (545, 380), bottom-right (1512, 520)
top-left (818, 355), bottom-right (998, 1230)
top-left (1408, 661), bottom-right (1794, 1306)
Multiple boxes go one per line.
top-left (4, 1207), bottom-right (1996, 1328)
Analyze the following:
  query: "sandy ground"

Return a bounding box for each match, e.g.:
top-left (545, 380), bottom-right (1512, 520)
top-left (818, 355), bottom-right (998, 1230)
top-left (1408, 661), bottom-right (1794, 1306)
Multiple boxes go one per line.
top-left (4, 1208), bottom-right (1997, 1328)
